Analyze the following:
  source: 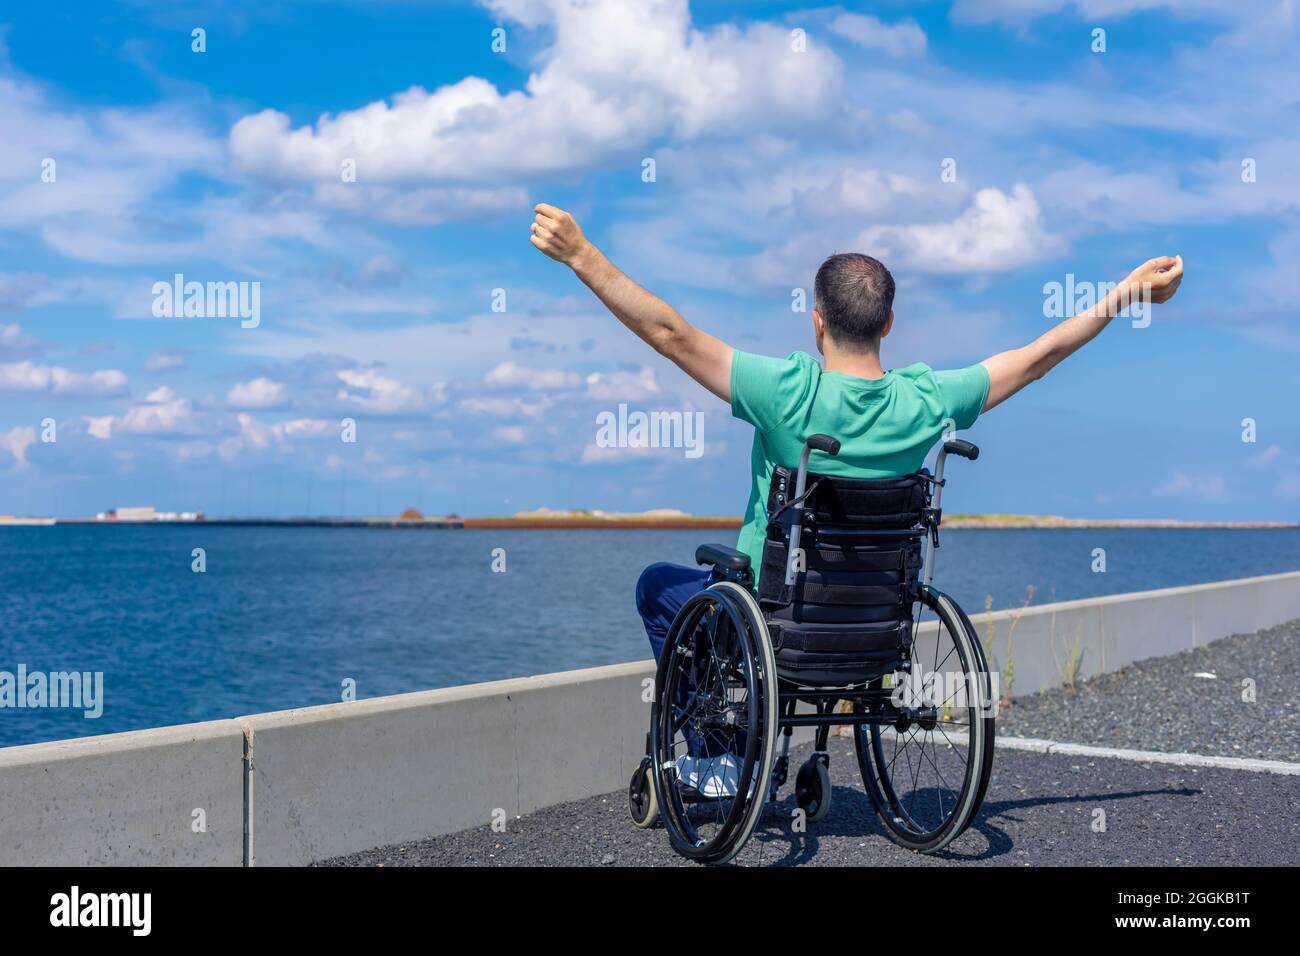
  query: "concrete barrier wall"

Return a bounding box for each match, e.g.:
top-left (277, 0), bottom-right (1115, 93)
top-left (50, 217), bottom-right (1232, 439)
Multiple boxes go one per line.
top-left (241, 662), bottom-right (651, 865)
top-left (2, 569), bottom-right (1298, 866)
top-left (0, 720), bottom-right (245, 866)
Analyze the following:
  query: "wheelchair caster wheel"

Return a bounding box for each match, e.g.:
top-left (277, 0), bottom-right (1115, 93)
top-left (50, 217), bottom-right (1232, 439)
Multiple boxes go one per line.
top-left (628, 756), bottom-right (659, 829)
top-left (795, 755), bottom-right (831, 823)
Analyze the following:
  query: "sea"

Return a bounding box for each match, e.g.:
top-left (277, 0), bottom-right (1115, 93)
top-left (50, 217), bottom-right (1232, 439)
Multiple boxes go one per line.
top-left (1, 524), bottom-right (1297, 746)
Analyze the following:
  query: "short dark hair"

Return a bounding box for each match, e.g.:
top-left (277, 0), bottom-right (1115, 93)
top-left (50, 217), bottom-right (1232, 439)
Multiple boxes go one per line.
top-left (813, 253), bottom-right (895, 351)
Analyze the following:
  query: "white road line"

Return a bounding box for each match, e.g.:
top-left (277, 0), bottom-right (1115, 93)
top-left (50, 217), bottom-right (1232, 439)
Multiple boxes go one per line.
top-left (997, 735), bottom-right (1300, 776)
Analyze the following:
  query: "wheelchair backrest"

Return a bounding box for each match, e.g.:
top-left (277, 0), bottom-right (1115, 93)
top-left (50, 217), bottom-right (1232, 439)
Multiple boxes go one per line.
top-left (757, 467), bottom-right (932, 619)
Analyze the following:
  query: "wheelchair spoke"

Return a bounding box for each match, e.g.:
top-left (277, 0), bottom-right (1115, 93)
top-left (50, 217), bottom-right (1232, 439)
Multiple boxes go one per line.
top-left (932, 719), bottom-right (963, 752)
top-left (651, 588), bottom-right (772, 863)
top-left (912, 733), bottom-right (948, 826)
top-left (916, 734), bottom-right (955, 794)
top-left (929, 604), bottom-right (941, 675)
top-left (902, 733), bottom-right (920, 824)
top-left (856, 590), bottom-right (989, 843)
top-left (932, 642), bottom-right (957, 676)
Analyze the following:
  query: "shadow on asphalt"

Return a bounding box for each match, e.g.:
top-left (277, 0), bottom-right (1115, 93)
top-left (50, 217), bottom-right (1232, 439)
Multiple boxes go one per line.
top-left (943, 785), bottom-right (1202, 863)
top-left (733, 781), bottom-right (1202, 867)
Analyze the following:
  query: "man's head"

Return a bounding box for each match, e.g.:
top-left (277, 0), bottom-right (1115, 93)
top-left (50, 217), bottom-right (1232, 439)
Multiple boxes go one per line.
top-left (812, 253), bottom-right (895, 355)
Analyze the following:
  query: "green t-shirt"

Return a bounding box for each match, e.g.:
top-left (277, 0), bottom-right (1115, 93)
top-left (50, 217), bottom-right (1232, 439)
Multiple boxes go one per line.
top-left (730, 350), bottom-right (989, 588)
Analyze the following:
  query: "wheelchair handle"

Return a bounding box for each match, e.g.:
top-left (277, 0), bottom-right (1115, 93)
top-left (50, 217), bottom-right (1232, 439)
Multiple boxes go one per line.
top-left (784, 434), bottom-right (840, 587)
top-left (925, 436), bottom-right (981, 588)
top-left (806, 434), bottom-right (841, 456)
top-left (943, 438), bottom-right (979, 461)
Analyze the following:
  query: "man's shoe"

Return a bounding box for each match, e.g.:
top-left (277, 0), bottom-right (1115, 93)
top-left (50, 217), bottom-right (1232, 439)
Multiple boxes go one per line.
top-left (674, 753), bottom-right (742, 798)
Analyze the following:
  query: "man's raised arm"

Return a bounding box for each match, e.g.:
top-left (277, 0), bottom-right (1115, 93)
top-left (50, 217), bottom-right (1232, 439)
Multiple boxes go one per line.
top-left (980, 255), bottom-right (1184, 412)
top-left (530, 203), bottom-right (733, 402)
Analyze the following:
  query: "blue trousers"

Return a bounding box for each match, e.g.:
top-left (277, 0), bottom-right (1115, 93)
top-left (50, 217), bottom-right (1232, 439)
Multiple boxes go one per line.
top-left (635, 562), bottom-right (737, 758)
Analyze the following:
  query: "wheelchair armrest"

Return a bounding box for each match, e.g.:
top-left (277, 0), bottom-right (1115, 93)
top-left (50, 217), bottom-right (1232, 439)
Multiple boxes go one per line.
top-left (695, 543), bottom-right (751, 573)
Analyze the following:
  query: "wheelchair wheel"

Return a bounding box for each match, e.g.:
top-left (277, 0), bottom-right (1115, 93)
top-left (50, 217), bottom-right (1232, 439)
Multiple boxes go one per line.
top-left (854, 585), bottom-right (994, 853)
top-left (650, 581), bottom-right (778, 865)
top-left (628, 756), bottom-right (659, 828)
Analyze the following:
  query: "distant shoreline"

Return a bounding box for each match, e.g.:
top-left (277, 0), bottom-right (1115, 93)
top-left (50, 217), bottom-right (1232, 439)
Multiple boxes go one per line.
top-left (2, 515), bottom-right (1294, 530)
top-left (943, 516), bottom-right (1297, 529)
top-left (460, 515), bottom-right (1298, 530)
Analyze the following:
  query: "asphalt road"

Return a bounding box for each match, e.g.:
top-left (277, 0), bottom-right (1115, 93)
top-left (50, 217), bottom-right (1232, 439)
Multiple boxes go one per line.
top-left (322, 623), bottom-right (1300, 867)
top-left (323, 738), bottom-right (1299, 867)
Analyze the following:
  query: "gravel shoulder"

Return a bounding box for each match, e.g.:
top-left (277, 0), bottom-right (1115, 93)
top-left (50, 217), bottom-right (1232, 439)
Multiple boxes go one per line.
top-left (995, 619), bottom-right (1298, 762)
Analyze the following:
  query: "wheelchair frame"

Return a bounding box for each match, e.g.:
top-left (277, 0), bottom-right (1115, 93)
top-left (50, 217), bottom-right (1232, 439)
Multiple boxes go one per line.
top-left (628, 434), bottom-right (995, 865)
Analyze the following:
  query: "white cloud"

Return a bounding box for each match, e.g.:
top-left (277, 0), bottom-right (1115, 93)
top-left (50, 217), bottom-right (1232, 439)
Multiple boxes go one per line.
top-left (456, 395), bottom-right (554, 418)
top-left (585, 366), bottom-right (661, 401)
top-left (1275, 474), bottom-right (1300, 500)
top-left (238, 413), bottom-right (330, 447)
top-left (310, 182), bottom-right (529, 227)
top-left (0, 322), bottom-right (42, 358)
top-left (336, 368), bottom-right (439, 414)
top-left (229, 0), bottom-right (842, 190)
top-left (799, 168), bottom-right (932, 220)
top-left (1250, 444), bottom-right (1282, 466)
top-left (1155, 472), bottom-right (1227, 500)
top-left (163, 441), bottom-right (215, 463)
top-left (580, 441), bottom-right (657, 464)
top-left (145, 349), bottom-right (185, 373)
top-left (857, 185), bottom-right (1066, 274)
top-left (0, 360), bottom-right (128, 397)
top-left (0, 71), bottom-right (227, 267)
top-left (227, 377), bottom-right (289, 409)
top-left (217, 413), bottom-right (334, 462)
top-left (492, 425), bottom-right (529, 443)
top-left (118, 390), bottom-right (200, 436)
top-left (950, 0), bottom-right (1237, 27)
top-left (828, 12), bottom-right (927, 57)
top-left (84, 416), bottom-right (114, 440)
top-left (356, 255), bottom-right (406, 286)
top-left (485, 361), bottom-right (581, 391)
top-left (1, 426), bottom-right (37, 468)
top-left (231, 310), bottom-right (592, 392)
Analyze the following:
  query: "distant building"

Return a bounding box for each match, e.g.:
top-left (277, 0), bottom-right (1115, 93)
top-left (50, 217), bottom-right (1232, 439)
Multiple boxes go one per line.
top-left (114, 506), bottom-right (156, 522)
top-left (99, 507), bottom-right (203, 522)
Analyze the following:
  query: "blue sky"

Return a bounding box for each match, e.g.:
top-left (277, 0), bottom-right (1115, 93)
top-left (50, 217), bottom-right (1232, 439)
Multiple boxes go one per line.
top-left (1, 0), bottom-right (1297, 520)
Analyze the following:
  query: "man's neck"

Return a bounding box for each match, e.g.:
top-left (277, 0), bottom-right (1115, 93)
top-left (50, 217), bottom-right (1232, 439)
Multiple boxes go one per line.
top-left (823, 347), bottom-right (886, 380)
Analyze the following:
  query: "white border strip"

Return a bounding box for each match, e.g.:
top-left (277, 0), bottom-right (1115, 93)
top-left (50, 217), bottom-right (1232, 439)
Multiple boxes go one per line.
top-left (997, 735), bottom-right (1300, 776)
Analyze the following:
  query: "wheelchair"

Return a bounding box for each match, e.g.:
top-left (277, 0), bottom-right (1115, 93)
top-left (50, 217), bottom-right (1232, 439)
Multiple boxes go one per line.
top-left (627, 435), bottom-right (995, 864)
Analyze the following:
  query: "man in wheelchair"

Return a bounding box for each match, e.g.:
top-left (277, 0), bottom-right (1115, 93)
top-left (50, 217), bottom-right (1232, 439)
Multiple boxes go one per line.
top-left (531, 203), bottom-right (1183, 858)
